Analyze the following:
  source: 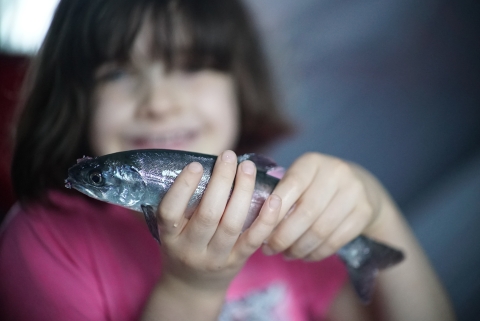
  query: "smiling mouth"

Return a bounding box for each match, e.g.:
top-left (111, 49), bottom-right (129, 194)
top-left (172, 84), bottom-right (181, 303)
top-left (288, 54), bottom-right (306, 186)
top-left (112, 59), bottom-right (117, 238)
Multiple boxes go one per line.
top-left (130, 130), bottom-right (198, 149)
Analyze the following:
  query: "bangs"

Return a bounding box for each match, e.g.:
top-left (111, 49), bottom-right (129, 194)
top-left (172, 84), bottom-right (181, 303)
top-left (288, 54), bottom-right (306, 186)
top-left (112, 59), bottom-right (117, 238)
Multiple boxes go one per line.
top-left (13, 0), bottom-right (292, 201)
top-left (84, 0), bottom-right (237, 72)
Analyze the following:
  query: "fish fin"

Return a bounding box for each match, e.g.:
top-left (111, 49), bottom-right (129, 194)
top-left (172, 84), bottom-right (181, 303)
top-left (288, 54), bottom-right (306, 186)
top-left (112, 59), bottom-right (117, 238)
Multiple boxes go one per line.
top-left (346, 260), bottom-right (378, 304)
top-left (141, 204), bottom-right (161, 244)
top-left (77, 156), bottom-right (93, 163)
top-left (338, 236), bottom-right (405, 304)
top-left (238, 153), bottom-right (278, 171)
top-left (266, 166), bottom-right (286, 179)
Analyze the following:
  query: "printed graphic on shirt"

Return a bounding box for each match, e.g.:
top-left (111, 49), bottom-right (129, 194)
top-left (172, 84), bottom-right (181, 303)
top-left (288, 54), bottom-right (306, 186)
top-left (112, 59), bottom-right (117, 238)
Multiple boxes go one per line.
top-left (219, 283), bottom-right (288, 321)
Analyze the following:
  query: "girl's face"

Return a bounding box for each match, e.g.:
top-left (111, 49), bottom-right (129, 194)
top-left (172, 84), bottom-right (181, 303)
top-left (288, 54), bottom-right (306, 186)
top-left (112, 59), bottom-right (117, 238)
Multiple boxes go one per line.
top-left (90, 22), bottom-right (240, 156)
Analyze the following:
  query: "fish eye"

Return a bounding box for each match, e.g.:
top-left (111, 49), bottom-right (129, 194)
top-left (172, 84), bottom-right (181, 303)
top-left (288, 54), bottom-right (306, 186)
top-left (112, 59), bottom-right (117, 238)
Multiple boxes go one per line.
top-left (89, 171), bottom-right (104, 186)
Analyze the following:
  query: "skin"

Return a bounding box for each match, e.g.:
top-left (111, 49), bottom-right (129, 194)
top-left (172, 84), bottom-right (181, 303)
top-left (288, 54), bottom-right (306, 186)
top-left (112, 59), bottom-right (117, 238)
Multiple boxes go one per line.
top-left (91, 22), bottom-right (456, 321)
top-left (90, 20), bottom-right (239, 156)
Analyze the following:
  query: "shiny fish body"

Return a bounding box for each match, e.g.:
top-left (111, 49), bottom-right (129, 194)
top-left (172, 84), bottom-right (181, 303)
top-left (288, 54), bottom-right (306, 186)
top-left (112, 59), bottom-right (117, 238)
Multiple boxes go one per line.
top-left (65, 149), bottom-right (404, 303)
top-left (66, 150), bottom-right (278, 230)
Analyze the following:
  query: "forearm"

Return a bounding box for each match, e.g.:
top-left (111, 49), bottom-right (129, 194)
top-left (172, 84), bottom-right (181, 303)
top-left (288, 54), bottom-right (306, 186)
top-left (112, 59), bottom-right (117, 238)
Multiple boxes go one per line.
top-left (364, 185), bottom-right (456, 321)
top-left (141, 275), bottom-right (227, 321)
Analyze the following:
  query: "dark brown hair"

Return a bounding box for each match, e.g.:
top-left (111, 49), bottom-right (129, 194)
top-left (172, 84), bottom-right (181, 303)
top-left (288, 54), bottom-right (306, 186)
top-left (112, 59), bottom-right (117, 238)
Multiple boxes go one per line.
top-left (12, 0), bottom-right (292, 202)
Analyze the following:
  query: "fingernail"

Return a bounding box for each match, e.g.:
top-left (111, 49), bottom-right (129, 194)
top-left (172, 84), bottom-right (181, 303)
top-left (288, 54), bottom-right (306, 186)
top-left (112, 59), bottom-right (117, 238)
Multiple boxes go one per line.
top-left (222, 150), bottom-right (236, 163)
top-left (188, 162), bottom-right (203, 173)
top-left (242, 161), bottom-right (255, 175)
top-left (268, 194), bottom-right (281, 210)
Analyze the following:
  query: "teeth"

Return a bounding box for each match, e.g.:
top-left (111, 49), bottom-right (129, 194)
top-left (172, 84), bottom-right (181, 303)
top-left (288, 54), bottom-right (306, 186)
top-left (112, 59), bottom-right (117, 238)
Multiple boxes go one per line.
top-left (144, 131), bottom-right (192, 144)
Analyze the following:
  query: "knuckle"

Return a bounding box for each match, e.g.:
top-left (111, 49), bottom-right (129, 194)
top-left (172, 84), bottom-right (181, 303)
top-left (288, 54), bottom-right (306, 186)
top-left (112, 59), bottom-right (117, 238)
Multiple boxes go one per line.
top-left (245, 236), bottom-right (262, 251)
top-left (358, 203), bottom-right (373, 218)
top-left (221, 223), bottom-right (242, 238)
top-left (219, 170), bottom-right (234, 182)
top-left (179, 176), bottom-right (192, 189)
top-left (324, 238), bottom-right (342, 252)
top-left (268, 235), bottom-right (289, 252)
top-left (258, 212), bottom-right (277, 228)
top-left (295, 205), bottom-right (316, 220)
top-left (236, 180), bottom-right (254, 194)
top-left (177, 252), bottom-right (196, 268)
top-left (333, 159), bottom-right (352, 177)
top-left (197, 209), bottom-right (218, 227)
top-left (348, 180), bottom-right (364, 195)
top-left (309, 224), bottom-right (330, 241)
top-left (289, 236), bottom-right (320, 258)
top-left (158, 202), bottom-right (174, 220)
top-left (283, 172), bottom-right (305, 191)
top-left (286, 243), bottom-right (310, 259)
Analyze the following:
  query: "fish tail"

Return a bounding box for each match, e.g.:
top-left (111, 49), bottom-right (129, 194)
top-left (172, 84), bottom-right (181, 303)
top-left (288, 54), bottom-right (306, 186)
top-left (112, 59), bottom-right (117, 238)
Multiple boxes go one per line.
top-left (337, 236), bottom-right (404, 304)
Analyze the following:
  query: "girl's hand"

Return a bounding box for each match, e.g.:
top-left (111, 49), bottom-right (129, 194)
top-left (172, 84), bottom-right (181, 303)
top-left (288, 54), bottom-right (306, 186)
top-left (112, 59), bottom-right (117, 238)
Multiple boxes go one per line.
top-left (263, 152), bottom-right (387, 261)
top-left (155, 150), bottom-right (281, 293)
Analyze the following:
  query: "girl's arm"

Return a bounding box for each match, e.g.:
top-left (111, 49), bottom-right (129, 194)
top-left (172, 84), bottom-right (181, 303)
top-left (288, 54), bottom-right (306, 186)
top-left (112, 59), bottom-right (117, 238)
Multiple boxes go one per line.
top-left (263, 153), bottom-right (456, 321)
top-left (327, 178), bottom-right (456, 321)
top-left (356, 174), bottom-right (455, 321)
top-left (141, 151), bottom-right (281, 321)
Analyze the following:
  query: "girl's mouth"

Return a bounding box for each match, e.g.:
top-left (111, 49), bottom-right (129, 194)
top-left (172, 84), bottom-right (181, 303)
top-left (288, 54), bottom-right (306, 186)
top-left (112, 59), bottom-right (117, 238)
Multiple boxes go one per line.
top-left (129, 130), bottom-right (198, 150)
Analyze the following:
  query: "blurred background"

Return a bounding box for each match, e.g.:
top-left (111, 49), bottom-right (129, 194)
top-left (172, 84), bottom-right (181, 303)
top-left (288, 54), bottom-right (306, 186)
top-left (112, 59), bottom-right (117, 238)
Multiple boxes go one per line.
top-left (1, 0), bottom-right (479, 319)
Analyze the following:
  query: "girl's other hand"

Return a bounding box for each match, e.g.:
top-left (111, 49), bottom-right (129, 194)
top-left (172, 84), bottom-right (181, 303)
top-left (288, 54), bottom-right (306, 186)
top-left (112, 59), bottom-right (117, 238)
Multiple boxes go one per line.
top-left (156, 150), bottom-right (281, 293)
top-left (263, 152), bottom-right (387, 261)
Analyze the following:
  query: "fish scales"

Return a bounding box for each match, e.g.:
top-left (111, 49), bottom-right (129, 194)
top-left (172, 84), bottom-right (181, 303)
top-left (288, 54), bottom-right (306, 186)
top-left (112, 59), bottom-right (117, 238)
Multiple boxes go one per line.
top-left (65, 149), bottom-right (404, 303)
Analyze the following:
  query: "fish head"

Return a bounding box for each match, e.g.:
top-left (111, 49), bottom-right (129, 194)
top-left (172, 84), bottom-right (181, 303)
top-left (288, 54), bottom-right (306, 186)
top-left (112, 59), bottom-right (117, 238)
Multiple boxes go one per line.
top-left (65, 156), bottom-right (146, 209)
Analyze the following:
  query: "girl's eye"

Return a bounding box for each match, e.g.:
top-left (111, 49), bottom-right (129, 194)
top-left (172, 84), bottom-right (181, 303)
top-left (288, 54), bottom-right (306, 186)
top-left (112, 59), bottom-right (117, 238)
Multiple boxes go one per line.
top-left (97, 68), bottom-right (129, 82)
top-left (89, 172), bottom-right (104, 186)
top-left (95, 62), bottom-right (135, 83)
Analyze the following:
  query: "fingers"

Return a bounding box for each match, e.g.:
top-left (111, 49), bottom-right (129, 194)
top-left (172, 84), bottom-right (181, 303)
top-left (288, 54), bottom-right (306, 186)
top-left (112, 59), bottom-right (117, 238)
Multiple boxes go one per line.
top-left (208, 160), bottom-right (257, 254)
top-left (262, 153), bottom-right (376, 261)
top-left (185, 150), bottom-right (238, 246)
top-left (279, 188), bottom-right (357, 258)
top-left (305, 206), bottom-right (371, 261)
top-left (233, 194), bottom-right (281, 260)
top-left (269, 153), bottom-right (320, 223)
top-left (157, 161), bottom-right (204, 239)
top-left (264, 167), bottom-right (338, 254)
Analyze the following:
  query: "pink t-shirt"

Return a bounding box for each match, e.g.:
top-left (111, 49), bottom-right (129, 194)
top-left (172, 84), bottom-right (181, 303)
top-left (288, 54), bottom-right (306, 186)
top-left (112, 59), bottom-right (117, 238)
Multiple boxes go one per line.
top-left (0, 191), bottom-right (347, 321)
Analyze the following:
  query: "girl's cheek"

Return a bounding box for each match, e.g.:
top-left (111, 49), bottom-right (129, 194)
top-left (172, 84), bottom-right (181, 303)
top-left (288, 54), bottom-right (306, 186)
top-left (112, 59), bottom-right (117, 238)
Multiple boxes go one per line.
top-left (200, 82), bottom-right (240, 149)
top-left (96, 78), bottom-right (140, 102)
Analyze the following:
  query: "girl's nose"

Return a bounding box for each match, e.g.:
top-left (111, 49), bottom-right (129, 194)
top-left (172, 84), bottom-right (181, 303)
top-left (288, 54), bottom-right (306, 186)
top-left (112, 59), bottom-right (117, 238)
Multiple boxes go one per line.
top-left (138, 65), bottom-right (181, 117)
top-left (137, 80), bottom-right (179, 118)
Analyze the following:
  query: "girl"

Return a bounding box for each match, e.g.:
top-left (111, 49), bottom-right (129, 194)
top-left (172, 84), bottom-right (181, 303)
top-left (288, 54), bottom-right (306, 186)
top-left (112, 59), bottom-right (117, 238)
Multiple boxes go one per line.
top-left (0, 0), bottom-right (455, 320)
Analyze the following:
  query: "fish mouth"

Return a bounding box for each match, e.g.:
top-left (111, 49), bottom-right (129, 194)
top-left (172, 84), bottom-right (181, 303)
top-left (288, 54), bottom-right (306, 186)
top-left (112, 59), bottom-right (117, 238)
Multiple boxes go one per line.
top-left (64, 178), bottom-right (102, 200)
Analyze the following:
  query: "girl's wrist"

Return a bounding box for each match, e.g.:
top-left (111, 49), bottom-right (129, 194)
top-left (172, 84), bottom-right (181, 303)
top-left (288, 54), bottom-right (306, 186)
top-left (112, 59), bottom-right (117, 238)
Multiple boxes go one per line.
top-left (352, 163), bottom-right (401, 240)
top-left (145, 273), bottom-right (228, 319)
top-left (158, 270), bottom-right (230, 299)
top-left (361, 181), bottom-right (405, 245)
top-left (363, 194), bottom-right (398, 240)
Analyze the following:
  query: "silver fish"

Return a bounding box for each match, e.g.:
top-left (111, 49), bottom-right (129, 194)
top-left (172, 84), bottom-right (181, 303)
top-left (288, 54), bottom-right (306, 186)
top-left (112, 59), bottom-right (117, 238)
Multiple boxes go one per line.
top-left (65, 149), bottom-right (404, 303)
